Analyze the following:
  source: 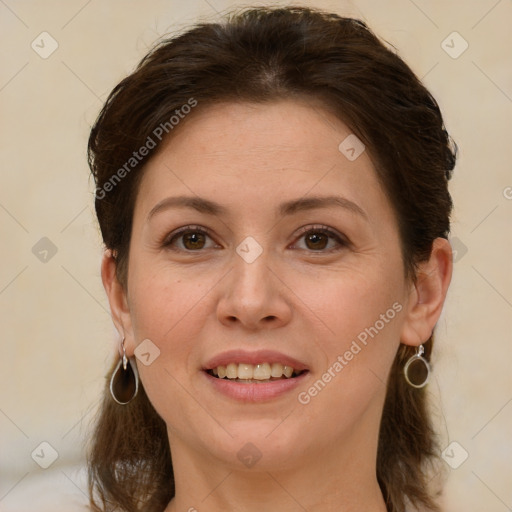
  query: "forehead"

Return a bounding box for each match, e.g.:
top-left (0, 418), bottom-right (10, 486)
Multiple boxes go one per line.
top-left (165, 99), bottom-right (353, 163)
top-left (135, 100), bottom-right (384, 209)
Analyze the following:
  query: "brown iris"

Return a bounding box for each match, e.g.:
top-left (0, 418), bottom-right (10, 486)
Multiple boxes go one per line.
top-left (183, 232), bottom-right (206, 250)
top-left (305, 232), bottom-right (329, 250)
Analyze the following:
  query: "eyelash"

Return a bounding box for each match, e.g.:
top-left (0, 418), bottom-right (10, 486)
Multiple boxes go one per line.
top-left (162, 224), bottom-right (349, 253)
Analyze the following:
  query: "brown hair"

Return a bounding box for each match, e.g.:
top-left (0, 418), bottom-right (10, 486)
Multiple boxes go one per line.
top-left (87, 6), bottom-right (456, 512)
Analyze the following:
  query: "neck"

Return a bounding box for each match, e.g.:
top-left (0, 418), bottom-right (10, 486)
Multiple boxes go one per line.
top-left (166, 470), bottom-right (386, 512)
top-left (164, 415), bottom-right (387, 512)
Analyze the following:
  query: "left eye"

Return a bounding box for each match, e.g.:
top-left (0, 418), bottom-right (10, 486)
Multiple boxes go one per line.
top-left (293, 226), bottom-right (348, 252)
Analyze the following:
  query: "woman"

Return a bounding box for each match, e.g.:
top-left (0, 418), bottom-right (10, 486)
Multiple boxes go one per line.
top-left (87, 6), bottom-right (455, 512)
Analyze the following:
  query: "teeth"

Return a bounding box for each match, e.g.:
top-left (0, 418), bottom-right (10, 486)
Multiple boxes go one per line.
top-left (282, 365), bottom-right (293, 378)
top-left (210, 362), bottom-right (299, 380)
top-left (271, 363), bottom-right (283, 378)
top-left (226, 363), bottom-right (238, 379)
top-left (253, 363), bottom-right (271, 380)
top-left (238, 363), bottom-right (253, 379)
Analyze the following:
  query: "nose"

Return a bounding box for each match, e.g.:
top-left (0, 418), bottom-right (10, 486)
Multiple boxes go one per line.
top-left (216, 251), bottom-right (293, 331)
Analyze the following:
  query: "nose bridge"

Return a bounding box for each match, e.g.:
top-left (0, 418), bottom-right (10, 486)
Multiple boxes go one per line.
top-left (217, 242), bottom-right (292, 329)
top-left (231, 246), bottom-right (273, 304)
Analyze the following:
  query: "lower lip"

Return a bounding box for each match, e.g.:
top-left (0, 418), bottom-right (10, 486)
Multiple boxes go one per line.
top-left (203, 370), bottom-right (309, 402)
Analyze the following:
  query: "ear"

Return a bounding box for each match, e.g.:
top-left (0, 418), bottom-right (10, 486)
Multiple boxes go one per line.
top-left (101, 249), bottom-right (135, 356)
top-left (400, 238), bottom-right (453, 347)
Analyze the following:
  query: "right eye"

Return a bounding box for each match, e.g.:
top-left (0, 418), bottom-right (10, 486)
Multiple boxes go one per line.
top-left (162, 225), bottom-right (218, 251)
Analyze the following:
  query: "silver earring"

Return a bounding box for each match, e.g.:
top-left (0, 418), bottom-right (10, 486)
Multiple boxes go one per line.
top-left (404, 344), bottom-right (430, 388)
top-left (109, 337), bottom-right (139, 404)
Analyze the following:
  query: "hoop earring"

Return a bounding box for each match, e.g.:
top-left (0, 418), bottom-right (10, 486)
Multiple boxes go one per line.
top-left (404, 344), bottom-right (430, 388)
top-left (109, 337), bottom-right (139, 405)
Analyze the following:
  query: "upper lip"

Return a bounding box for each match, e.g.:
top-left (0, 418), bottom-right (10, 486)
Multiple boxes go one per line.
top-left (203, 349), bottom-right (309, 372)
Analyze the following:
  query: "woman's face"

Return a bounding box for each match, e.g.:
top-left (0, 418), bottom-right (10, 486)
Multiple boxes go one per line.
top-left (120, 100), bottom-right (416, 471)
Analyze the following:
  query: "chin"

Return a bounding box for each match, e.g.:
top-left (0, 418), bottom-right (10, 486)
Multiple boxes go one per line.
top-left (199, 419), bottom-right (313, 471)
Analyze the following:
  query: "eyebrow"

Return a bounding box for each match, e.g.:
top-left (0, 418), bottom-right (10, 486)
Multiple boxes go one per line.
top-left (146, 194), bottom-right (368, 221)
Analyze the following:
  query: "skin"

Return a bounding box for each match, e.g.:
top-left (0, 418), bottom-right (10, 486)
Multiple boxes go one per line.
top-left (102, 100), bottom-right (452, 512)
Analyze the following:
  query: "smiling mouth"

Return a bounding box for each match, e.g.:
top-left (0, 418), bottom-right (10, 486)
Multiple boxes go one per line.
top-left (206, 362), bottom-right (306, 383)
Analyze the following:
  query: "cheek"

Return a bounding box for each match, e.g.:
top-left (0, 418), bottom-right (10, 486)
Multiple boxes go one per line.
top-left (126, 258), bottom-right (227, 386)
top-left (128, 259), bottom-right (210, 337)
top-left (291, 263), bottom-right (404, 348)
top-left (126, 270), bottom-right (198, 384)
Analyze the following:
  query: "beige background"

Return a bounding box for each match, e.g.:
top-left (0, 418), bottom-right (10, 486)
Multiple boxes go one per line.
top-left (1, 0), bottom-right (511, 510)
